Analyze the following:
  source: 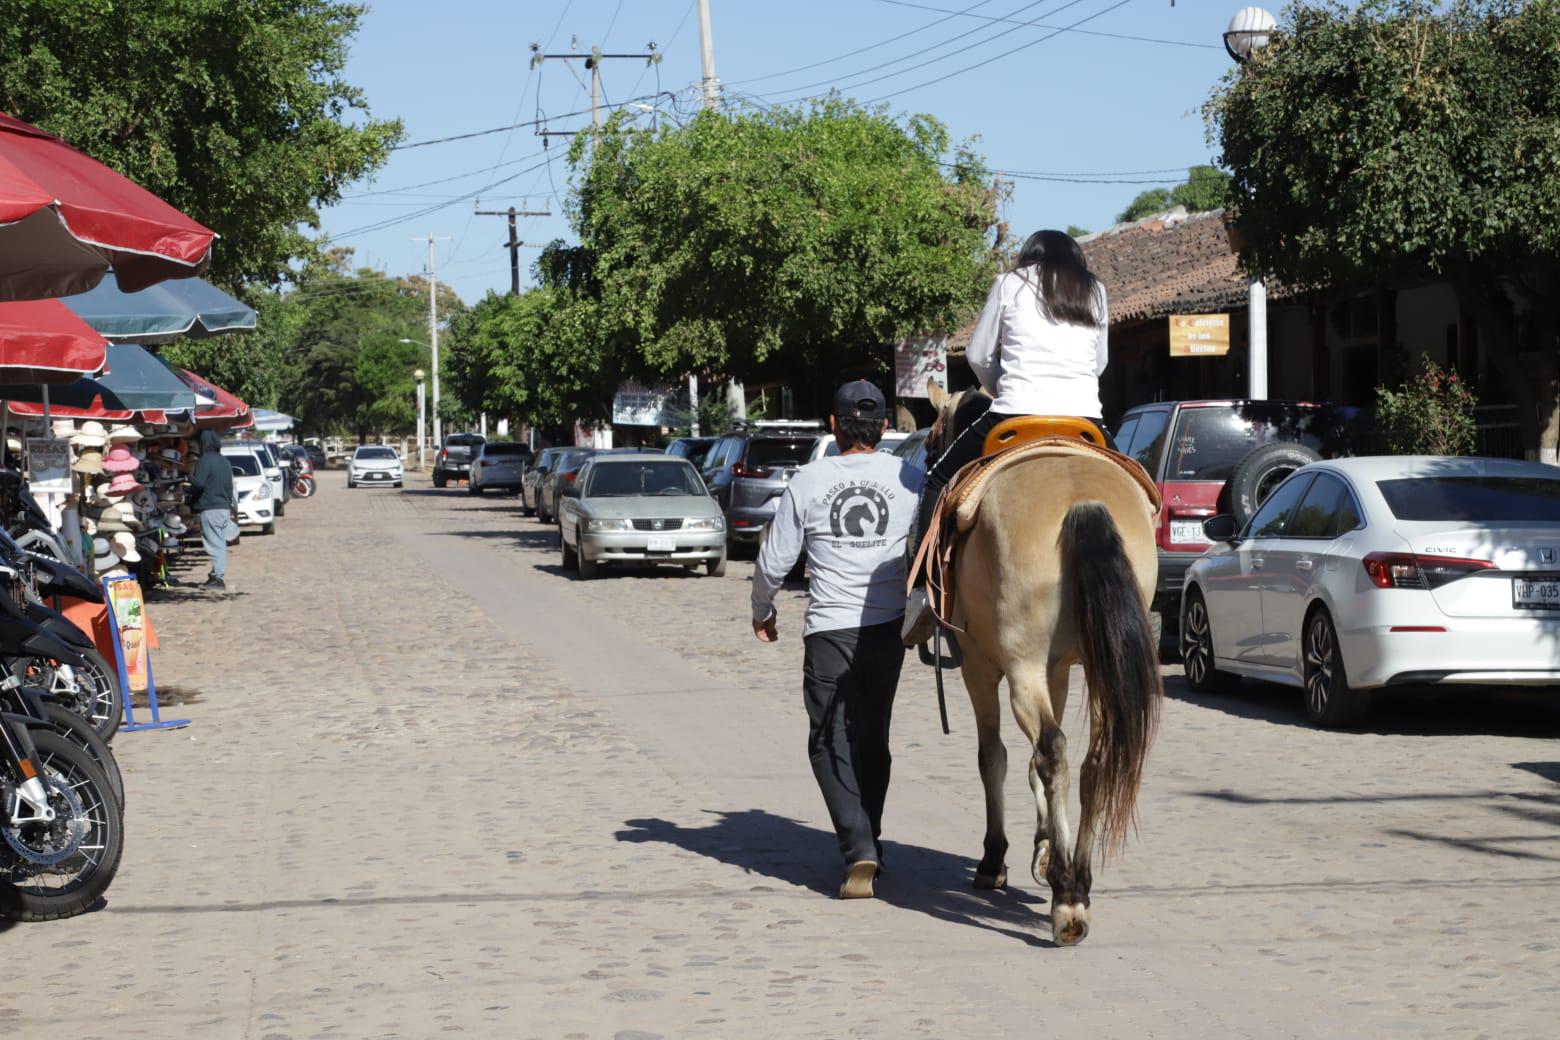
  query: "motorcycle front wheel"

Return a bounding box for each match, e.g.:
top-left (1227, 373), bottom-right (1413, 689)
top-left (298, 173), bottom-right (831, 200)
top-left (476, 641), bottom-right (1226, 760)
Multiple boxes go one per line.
top-left (39, 704), bottom-right (125, 809)
top-left (0, 731), bottom-right (124, 921)
top-left (293, 476), bottom-right (316, 498)
top-left (18, 649), bottom-right (122, 742)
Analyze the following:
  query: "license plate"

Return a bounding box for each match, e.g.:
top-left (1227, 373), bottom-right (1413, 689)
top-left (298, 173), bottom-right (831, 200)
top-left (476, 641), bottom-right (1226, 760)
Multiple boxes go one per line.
top-left (1514, 578), bottom-right (1560, 610)
top-left (1169, 520), bottom-right (1207, 545)
top-left (646, 535), bottom-right (677, 552)
top-left (368, 472), bottom-right (386, 480)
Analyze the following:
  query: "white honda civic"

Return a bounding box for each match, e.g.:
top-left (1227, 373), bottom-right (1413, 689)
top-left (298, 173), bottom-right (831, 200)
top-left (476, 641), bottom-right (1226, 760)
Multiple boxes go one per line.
top-left (1180, 455), bottom-right (1560, 727)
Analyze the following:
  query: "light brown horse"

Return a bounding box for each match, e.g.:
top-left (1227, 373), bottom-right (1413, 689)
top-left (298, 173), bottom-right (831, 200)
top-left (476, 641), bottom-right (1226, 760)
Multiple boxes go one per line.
top-left (926, 384), bottom-right (1162, 946)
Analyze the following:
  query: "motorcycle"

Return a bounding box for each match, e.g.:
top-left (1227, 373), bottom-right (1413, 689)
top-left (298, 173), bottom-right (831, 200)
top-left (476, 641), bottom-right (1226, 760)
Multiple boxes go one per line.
top-left (0, 591), bottom-right (124, 921)
top-left (289, 452), bottom-right (317, 498)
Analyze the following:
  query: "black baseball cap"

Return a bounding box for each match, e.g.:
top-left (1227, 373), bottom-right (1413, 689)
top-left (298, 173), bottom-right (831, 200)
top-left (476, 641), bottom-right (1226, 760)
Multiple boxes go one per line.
top-left (832, 379), bottom-right (886, 420)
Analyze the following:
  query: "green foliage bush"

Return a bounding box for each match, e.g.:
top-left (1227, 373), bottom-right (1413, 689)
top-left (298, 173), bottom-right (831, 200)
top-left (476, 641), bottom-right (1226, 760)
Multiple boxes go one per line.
top-left (1375, 359), bottom-right (1478, 456)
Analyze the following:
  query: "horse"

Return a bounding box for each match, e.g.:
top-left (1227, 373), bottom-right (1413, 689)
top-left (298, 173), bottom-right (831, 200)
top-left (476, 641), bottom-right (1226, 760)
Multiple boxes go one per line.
top-left (923, 383), bottom-right (1163, 946)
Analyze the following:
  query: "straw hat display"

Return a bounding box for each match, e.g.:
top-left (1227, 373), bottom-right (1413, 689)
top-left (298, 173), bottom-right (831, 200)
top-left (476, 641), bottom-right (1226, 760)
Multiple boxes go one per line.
top-left (107, 424), bottom-right (141, 444)
top-left (71, 446), bottom-right (104, 475)
top-left (69, 421), bottom-right (108, 449)
top-left (102, 446), bottom-right (139, 474)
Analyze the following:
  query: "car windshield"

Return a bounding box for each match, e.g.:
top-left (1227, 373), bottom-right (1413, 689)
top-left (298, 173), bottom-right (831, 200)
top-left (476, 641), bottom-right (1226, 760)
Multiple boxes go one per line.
top-left (228, 455), bottom-right (261, 477)
top-left (357, 447), bottom-right (397, 460)
top-left (670, 440), bottom-right (715, 466)
top-left (1165, 404), bottom-right (1349, 482)
top-left (1376, 476), bottom-right (1560, 522)
top-left (586, 461), bottom-right (705, 497)
top-left (482, 443), bottom-right (527, 457)
top-left (747, 438), bottom-right (815, 468)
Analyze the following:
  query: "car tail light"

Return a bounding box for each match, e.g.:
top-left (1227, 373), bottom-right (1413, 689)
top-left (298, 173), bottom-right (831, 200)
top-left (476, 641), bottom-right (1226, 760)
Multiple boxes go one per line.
top-left (438, 449), bottom-right (447, 462)
top-left (564, 471), bottom-right (577, 482)
top-left (1362, 552), bottom-right (1493, 590)
top-left (733, 464), bottom-right (771, 479)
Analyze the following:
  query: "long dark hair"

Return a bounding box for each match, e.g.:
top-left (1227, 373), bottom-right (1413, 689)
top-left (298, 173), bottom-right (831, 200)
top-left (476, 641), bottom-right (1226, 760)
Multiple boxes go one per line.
top-left (1014, 229), bottom-right (1102, 328)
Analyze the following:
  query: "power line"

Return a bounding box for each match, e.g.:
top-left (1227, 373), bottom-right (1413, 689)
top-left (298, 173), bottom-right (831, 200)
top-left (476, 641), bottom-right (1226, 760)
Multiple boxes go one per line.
top-left (728, 0), bottom-right (999, 87)
top-left (873, 0), bottom-right (1218, 49)
top-left (390, 94), bottom-right (663, 150)
top-left (863, 0), bottom-right (1138, 104)
top-left (753, 0), bottom-right (1065, 101)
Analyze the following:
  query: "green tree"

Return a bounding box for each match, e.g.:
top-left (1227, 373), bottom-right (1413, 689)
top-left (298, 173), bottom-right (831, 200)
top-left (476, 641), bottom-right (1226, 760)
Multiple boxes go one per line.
top-left (1207, 0), bottom-right (1560, 459)
top-left (560, 100), bottom-right (1002, 405)
top-left (0, 0), bottom-right (401, 287)
top-left (1116, 166), bottom-right (1231, 223)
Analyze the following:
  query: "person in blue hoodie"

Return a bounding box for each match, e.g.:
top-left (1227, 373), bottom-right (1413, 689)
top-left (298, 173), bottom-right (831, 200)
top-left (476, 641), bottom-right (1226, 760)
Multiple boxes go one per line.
top-left (188, 428), bottom-right (235, 589)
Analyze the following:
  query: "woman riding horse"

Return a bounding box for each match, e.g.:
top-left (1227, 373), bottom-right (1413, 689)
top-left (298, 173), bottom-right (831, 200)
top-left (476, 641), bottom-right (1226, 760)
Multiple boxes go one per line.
top-left (903, 229), bottom-right (1111, 645)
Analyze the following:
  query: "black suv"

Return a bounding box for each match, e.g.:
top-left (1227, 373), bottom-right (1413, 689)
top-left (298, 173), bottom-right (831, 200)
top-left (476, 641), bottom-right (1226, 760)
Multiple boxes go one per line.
top-left (699, 422), bottom-right (823, 550)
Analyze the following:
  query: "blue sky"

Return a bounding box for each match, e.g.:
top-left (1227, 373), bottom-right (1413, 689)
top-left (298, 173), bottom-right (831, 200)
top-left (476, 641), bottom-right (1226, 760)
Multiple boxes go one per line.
top-left (318, 0), bottom-right (1244, 304)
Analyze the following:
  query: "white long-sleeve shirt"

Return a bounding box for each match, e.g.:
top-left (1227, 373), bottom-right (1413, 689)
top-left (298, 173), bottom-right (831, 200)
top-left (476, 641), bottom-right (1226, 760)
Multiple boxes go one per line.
top-left (752, 450), bottom-right (924, 636)
top-left (964, 268), bottom-right (1109, 418)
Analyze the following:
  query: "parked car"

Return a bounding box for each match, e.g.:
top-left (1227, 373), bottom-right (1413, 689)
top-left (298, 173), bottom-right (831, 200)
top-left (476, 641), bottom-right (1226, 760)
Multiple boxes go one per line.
top-left (893, 428), bottom-right (932, 471)
top-left (1181, 455), bottom-right (1560, 727)
top-left (346, 444), bottom-right (404, 488)
top-left (538, 449), bottom-right (596, 524)
top-left (1116, 399), bottom-right (1360, 630)
top-left (557, 454), bottom-right (727, 579)
top-left (522, 447), bottom-right (567, 518)
top-left (226, 440), bottom-right (287, 516)
top-left (302, 442), bottom-right (327, 470)
top-left (433, 432), bottom-right (485, 488)
top-left (807, 430), bottom-right (909, 462)
top-left (665, 436), bottom-right (719, 468)
top-left (226, 452), bottom-right (275, 535)
top-left (700, 422), bottom-right (823, 551)
top-left (469, 441), bottom-right (530, 495)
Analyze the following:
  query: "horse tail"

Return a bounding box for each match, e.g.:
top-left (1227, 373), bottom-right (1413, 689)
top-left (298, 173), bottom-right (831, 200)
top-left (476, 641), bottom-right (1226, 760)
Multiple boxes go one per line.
top-left (1057, 501), bottom-right (1162, 859)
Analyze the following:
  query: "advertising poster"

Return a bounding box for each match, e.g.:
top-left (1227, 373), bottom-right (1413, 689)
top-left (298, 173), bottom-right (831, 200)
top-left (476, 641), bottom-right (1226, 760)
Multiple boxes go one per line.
top-left (895, 337), bottom-right (948, 398)
top-left (25, 437), bottom-right (71, 492)
top-left (106, 578), bottom-right (150, 693)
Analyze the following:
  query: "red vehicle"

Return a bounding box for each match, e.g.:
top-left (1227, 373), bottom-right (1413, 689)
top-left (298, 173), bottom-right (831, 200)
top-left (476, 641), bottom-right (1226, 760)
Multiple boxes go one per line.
top-left (1114, 400), bottom-right (1360, 634)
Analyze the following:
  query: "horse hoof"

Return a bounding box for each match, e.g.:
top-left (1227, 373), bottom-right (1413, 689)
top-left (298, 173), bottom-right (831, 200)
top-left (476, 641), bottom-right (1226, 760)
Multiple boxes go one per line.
top-left (973, 869), bottom-right (1007, 890)
top-left (1031, 840), bottom-right (1050, 886)
top-left (1051, 903), bottom-right (1090, 946)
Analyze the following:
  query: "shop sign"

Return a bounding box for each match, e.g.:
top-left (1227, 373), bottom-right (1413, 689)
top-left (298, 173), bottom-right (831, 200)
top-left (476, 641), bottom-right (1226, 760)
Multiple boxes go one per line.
top-left (896, 337), bottom-right (948, 398)
top-left (612, 384), bottom-right (674, 426)
top-left (1169, 314), bottom-right (1231, 357)
top-left (26, 437), bottom-right (71, 492)
top-left (105, 577), bottom-right (150, 693)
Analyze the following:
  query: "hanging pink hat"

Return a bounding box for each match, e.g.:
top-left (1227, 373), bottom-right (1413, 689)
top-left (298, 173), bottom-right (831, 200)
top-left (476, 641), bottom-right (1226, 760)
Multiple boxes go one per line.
top-left (102, 445), bottom-right (140, 474)
top-left (106, 472), bottom-right (144, 496)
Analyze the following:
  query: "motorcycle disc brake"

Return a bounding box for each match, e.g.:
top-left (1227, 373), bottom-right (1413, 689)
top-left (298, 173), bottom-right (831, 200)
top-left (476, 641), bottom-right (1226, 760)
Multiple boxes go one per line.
top-left (2, 774), bottom-right (86, 867)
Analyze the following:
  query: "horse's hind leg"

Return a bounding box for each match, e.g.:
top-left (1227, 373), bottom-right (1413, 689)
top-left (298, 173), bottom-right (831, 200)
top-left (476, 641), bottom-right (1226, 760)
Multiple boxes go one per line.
top-left (962, 652), bottom-right (1008, 888)
top-left (1007, 662), bottom-right (1063, 888)
top-left (1042, 658), bottom-right (1090, 946)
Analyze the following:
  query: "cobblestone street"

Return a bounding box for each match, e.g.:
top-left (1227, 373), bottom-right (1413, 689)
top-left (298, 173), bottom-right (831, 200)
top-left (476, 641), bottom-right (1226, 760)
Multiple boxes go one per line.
top-left (6, 471), bottom-right (1559, 1039)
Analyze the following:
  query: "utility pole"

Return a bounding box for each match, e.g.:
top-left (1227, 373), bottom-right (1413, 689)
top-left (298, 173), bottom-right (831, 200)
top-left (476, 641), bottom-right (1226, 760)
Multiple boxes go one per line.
top-left (698, 0), bottom-right (720, 110)
top-left (530, 42), bottom-right (662, 139)
top-left (413, 234), bottom-right (452, 447)
top-left (473, 204), bottom-right (550, 295)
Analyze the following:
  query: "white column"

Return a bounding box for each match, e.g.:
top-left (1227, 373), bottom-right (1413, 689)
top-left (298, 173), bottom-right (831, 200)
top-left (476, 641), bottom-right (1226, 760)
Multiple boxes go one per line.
top-left (1248, 277), bottom-right (1268, 399)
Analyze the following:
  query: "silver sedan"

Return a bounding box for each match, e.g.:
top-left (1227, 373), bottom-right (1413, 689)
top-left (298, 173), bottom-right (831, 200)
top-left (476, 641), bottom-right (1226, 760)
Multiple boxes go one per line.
top-left (1181, 455), bottom-right (1560, 727)
top-left (557, 454), bottom-right (727, 578)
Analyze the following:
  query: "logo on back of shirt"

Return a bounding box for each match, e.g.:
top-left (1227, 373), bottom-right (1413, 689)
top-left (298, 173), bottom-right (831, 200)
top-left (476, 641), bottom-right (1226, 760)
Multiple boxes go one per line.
top-left (828, 485), bottom-right (891, 541)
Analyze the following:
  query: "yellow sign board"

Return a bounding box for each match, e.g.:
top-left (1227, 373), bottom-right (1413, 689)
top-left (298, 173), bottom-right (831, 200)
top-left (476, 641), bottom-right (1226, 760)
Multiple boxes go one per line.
top-left (1169, 313), bottom-right (1231, 357)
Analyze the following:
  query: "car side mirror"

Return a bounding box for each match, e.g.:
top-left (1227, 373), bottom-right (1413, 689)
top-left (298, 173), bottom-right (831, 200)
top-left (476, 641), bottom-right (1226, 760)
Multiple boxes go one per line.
top-left (1202, 514), bottom-right (1240, 544)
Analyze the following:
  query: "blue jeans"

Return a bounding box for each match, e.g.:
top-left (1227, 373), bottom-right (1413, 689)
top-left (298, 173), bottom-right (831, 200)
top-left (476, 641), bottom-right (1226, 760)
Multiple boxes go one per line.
top-left (200, 508), bottom-right (230, 579)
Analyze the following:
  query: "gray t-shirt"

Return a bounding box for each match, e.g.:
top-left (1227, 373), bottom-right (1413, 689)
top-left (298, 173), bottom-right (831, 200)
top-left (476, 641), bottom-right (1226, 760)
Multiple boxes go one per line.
top-left (752, 449), bottom-right (925, 636)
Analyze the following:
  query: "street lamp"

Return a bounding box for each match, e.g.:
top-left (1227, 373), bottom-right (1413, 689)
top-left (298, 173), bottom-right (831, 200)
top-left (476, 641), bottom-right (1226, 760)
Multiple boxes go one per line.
top-left (1224, 6), bottom-right (1278, 400)
top-left (414, 367), bottom-right (427, 471)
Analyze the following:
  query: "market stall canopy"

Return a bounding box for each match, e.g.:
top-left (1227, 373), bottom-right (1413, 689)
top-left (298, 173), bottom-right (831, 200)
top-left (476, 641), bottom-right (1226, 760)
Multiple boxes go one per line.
top-left (177, 368), bottom-right (250, 430)
top-left (1, 394), bottom-right (132, 421)
top-left (62, 270), bottom-right (254, 343)
top-left (251, 408), bottom-right (294, 432)
top-left (0, 342), bottom-right (196, 412)
top-left (0, 113), bottom-right (215, 302)
top-left (0, 297), bottom-right (108, 384)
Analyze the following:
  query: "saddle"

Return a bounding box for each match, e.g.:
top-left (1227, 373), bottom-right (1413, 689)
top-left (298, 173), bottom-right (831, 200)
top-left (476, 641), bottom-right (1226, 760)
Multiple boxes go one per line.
top-left (908, 419), bottom-right (1160, 632)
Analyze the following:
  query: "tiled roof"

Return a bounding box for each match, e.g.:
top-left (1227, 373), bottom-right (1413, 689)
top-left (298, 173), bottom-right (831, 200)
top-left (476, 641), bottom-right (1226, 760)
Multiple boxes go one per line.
top-left (1080, 208), bottom-right (1255, 325)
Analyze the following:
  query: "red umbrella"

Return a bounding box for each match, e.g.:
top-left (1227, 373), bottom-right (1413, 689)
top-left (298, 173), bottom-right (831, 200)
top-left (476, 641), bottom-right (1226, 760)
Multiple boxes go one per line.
top-left (177, 368), bottom-right (250, 430)
top-left (0, 113), bottom-right (216, 301)
top-left (0, 298), bottom-right (108, 384)
top-left (3, 395), bottom-right (133, 421)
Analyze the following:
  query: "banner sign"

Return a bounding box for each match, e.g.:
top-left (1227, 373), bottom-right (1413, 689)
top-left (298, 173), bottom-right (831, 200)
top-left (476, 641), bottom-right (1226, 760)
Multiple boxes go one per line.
top-left (895, 337), bottom-right (948, 398)
top-left (1169, 314), bottom-right (1231, 357)
top-left (25, 437), bottom-right (70, 492)
top-left (611, 384), bottom-right (674, 426)
top-left (105, 577), bottom-right (150, 693)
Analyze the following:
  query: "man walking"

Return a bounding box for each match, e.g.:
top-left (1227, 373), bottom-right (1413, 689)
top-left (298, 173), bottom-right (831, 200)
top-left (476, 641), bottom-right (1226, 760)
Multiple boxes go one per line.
top-left (190, 428), bottom-right (235, 589)
top-left (751, 380), bottom-right (924, 899)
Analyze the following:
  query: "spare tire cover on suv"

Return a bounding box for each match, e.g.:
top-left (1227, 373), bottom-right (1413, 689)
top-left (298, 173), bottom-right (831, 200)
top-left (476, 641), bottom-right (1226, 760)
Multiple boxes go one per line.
top-left (1228, 442), bottom-right (1321, 526)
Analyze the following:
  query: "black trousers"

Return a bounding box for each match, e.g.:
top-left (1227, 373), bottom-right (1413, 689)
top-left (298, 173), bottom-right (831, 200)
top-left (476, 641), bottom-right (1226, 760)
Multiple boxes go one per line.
top-left (802, 620), bottom-right (906, 866)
